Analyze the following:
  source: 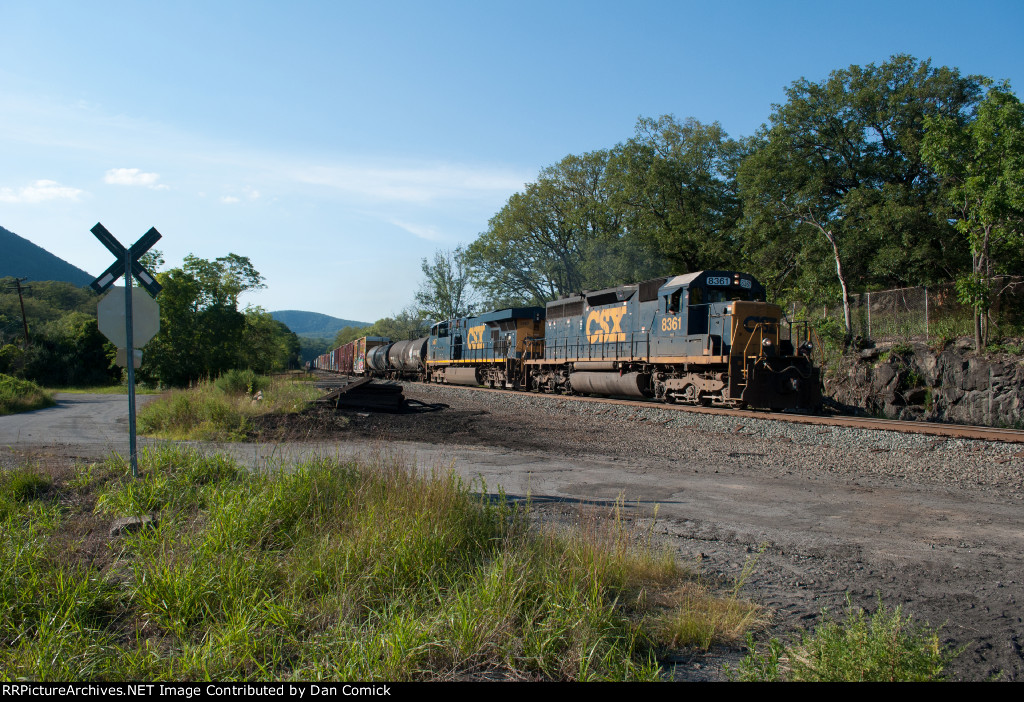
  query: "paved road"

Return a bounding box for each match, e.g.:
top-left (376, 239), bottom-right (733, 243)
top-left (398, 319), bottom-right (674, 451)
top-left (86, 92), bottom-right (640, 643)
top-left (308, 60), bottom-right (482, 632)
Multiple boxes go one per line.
top-left (0, 392), bottom-right (160, 456)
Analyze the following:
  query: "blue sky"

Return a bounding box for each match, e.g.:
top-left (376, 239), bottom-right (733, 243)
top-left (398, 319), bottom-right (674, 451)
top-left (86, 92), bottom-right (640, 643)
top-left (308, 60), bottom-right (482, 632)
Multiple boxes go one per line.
top-left (2, 0), bottom-right (1022, 323)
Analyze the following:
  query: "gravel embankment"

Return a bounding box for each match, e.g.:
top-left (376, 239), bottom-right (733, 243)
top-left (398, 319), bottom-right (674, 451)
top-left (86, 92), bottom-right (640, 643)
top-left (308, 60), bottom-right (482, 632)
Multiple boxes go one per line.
top-left (348, 382), bottom-right (1024, 499)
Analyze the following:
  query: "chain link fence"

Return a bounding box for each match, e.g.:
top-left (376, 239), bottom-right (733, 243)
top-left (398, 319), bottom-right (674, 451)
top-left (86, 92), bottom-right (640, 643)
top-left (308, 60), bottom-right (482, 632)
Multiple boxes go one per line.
top-left (792, 276), bottom-right (1024, 343)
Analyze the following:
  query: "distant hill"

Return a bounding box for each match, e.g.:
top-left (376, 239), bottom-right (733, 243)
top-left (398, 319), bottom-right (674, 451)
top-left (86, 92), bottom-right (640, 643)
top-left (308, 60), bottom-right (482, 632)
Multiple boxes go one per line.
top-left (0, 225), bottom-right (94, 287)
top-left (270, 310), bottom-right (370, 339)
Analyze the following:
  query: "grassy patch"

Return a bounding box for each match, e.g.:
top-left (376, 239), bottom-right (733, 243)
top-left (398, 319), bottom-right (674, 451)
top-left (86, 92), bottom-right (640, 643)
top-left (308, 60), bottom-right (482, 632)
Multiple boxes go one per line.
top-left (733, 597), bottom-right (959, 681)
top-left (0, 374), bottom-right (55, 415)
top-left (0, 447), bottom-right (766, 681)
top-left (137, 374), bottom-right (321, 441)
top-left (43, 385), bottom-right (164, 395)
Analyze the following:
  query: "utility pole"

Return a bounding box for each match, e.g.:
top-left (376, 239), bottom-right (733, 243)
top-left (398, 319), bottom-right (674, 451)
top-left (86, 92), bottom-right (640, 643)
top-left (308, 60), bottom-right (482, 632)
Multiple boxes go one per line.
top-left (4, 277), bottom-right (31, 349)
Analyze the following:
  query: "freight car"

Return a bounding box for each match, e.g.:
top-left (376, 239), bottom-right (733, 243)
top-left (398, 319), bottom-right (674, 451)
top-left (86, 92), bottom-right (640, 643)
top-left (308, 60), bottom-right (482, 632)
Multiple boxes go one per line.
top-left (313, 270), bottom-right (821, 411)
top-left (312, 336), bottom-right (389, 375)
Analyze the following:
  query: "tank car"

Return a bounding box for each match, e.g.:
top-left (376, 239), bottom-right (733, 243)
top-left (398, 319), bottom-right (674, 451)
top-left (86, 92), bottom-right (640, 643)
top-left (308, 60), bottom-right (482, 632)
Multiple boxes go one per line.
top-left (525, 271), bottom-right (820, 411)
top-left (385, 337), bottom-right (429, 379)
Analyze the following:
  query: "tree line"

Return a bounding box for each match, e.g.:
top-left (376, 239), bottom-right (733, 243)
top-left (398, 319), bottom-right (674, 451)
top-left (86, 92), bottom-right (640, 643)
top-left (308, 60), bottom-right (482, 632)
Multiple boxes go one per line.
top-left (412, 55), bottom-right (1023, 349)
top-left (0, 253), bottom-right (301, 388)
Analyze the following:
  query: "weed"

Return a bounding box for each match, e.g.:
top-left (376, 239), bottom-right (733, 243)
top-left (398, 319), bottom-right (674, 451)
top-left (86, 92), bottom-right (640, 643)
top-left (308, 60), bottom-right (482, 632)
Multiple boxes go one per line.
top-left (733, 596), bottom-right (959, 681)
top-left (137, 376), bottom-right (320, 441)
top-left (215, 369), bottom-right (270, 396)
top-left (0, 374), bottom-right (54, 415)
top-left (652, 543), bottom-right (768, 651)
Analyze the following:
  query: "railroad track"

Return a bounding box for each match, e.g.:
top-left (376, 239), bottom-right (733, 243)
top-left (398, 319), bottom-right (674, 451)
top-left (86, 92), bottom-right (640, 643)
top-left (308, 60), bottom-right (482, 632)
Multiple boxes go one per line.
top-left (409, 379), bottom-right (1024, 444)
top-left (309, 370), bottom-right (1024, 444)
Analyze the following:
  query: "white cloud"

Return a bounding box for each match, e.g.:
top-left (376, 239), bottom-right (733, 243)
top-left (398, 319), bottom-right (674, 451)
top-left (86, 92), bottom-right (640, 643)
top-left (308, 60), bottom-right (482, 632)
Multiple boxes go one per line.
top-left (287, 163), bottom-right (528, 204)
top-left (0, 179), bottom-right (84, 203)
top-left (221, 195), bottom-right (241, 204)
top-left (104, 168), bottom-right (168, 189)
top-left (389, 219), bottom-right (444, 241)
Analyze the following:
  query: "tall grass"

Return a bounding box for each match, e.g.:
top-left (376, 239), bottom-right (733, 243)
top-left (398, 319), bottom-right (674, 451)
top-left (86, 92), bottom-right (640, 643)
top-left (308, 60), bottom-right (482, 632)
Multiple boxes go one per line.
top-left (137, 373), bottom-right (320, 441)
top-left (0, 373), bottom-right (54, 415)
top-left (0, 447), bottom-right (765, 681)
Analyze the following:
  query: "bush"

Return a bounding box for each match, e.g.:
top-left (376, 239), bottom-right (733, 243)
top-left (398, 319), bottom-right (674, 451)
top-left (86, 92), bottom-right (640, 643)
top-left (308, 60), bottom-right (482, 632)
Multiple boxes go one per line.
top-left (214, 369), bottom-right (269, 395)
top-left (0, 374), bottom-right (54, 415)
top-left (734, 598), bottom-right (958, 681)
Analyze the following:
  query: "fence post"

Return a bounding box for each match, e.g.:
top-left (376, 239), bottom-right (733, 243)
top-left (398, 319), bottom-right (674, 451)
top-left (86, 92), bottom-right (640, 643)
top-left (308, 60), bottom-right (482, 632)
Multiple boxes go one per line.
top-left (924, 286), bottom-right (929, 339)
top-left (867, 292), bottom-right (871, 339)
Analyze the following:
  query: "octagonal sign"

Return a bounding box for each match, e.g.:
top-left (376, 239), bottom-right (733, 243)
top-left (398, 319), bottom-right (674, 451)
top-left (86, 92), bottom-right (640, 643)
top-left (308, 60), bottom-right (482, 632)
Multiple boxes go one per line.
top-left (97, 287), bottom-right (160, 349)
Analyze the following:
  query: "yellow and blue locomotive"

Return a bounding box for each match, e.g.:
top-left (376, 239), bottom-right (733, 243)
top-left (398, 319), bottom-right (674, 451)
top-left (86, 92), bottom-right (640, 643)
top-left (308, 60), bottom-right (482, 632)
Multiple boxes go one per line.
top-left (425, 307), bottom-right (544, 388)
top-left (524, 270), bottom-right (820, 410)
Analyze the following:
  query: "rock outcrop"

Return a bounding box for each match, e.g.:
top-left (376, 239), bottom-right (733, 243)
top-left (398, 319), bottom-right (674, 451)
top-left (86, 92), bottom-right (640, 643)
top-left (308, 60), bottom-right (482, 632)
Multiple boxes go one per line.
top-left (824, 339), bottom-right (1024, 427)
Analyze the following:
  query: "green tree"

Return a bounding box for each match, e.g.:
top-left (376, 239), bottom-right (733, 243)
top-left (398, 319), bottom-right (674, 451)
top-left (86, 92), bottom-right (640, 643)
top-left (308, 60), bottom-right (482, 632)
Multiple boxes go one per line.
top-left (415, 247), bottom-right (476, 322)
top-left (22, 312), bottom-right (117, 387)
top-left (331, 324), bottom-right (371, 348)
top-left (607, 115), bottom-right (743, 273)
top-left (466, 150), bottom-right (633, 305)
top-left (330, 308), bottom-right (429, 349)
top-left (142, 254), bottom-right (274, 386)
top-left (923, 81), bottom-right (1024, 348)
top-left (739, 55), bottom-right (984, 337)
top-left (239, 307), bottom-right (301, 372)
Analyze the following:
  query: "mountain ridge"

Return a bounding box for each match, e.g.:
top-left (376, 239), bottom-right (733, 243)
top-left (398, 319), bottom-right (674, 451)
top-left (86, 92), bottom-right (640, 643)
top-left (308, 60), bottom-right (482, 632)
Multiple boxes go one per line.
top-left (1, 225), bottom-right (94, 286)
top-left (270, 310), bottom-right (369, 338)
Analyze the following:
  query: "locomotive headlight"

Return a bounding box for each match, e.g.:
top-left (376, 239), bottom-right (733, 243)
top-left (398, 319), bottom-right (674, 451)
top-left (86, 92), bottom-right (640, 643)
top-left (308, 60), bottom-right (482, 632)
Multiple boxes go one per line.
top-left (762, 338), bottom-right (773, 348)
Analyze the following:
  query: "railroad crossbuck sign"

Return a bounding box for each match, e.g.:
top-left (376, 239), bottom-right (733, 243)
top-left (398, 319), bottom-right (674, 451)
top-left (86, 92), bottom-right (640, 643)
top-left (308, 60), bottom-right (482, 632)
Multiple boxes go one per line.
top-left (89, 223), bottom-right (162, 296)
top-left (89, 222), bottom-right (162, 479)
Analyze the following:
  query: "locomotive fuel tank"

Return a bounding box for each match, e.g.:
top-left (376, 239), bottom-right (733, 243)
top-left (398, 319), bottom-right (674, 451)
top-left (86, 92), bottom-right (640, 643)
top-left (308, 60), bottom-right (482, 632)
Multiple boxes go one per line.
top-left (569, 371), bottom-right (649, 398)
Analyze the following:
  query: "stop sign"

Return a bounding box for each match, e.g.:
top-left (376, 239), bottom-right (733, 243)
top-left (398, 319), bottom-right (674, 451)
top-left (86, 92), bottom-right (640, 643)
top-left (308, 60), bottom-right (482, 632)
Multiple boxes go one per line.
top-left (97, 287), bottom-right (160, 349)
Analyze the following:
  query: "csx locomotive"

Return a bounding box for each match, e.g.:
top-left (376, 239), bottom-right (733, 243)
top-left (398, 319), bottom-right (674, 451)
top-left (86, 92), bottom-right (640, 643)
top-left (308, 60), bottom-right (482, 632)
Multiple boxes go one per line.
top-left (312, 270), bottom-right (821, 411)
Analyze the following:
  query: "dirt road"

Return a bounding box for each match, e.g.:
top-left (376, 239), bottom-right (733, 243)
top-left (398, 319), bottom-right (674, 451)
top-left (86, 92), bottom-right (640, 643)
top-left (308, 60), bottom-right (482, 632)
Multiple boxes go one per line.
top-left (2, 389), bottom-right (1022, 680)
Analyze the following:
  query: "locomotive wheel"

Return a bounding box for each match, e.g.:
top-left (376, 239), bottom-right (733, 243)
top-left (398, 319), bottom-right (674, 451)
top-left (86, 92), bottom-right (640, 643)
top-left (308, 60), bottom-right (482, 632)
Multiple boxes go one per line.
top-left (681, 384), bottom-right (698, 405)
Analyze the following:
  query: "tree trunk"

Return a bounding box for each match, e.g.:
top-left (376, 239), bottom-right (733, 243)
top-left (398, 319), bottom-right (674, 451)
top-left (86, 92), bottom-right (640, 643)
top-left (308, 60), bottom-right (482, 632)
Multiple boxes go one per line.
top-left (823, 227), bottom-right (854, 342)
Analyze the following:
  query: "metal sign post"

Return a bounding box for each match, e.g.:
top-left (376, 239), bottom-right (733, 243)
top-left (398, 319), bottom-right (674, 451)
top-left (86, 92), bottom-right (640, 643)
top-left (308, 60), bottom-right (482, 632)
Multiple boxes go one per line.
top-left (90, 222), bottom-right (163, 478)
top-left (124, 246), bottom-right (138, 477)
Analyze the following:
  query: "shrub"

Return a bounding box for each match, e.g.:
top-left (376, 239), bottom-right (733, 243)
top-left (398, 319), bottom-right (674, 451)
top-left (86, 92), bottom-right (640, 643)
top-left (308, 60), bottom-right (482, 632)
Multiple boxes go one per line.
top-left (0, 373), bottom-right (54, 415)
top-left (215, 369), bottom-right (269, 396)
top-left (734, 598), bottom-right (958, 681)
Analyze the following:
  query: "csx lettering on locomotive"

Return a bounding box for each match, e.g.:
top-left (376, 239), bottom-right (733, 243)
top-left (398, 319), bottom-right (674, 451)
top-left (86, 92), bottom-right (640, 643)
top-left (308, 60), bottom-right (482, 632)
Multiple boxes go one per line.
top-left (586, 307), bottom-right (627, 344)
top-left (467, 324), bottom-right (486, 350)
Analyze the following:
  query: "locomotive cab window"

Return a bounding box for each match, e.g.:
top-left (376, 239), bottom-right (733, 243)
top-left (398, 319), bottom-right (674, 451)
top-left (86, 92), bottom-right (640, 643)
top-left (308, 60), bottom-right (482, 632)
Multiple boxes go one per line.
top-left (704, 289), bottom-right (761, 303)
top-left (432, 322), bottom-right (449, 338)
top-left (666, 289), bottom-right (682, 314)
